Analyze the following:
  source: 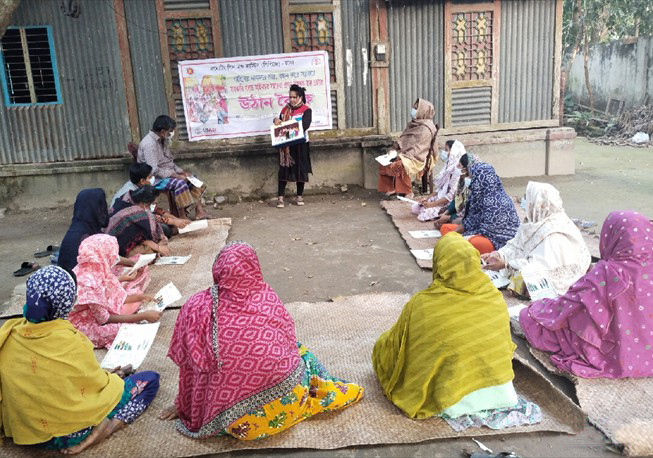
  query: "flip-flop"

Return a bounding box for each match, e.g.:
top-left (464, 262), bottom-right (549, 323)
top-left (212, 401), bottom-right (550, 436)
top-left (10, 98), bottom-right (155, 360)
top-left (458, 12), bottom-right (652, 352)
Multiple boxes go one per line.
top-left (13, 262), bottom-right (40, 277)
top-left (34, 245), bottom-right (60, 258)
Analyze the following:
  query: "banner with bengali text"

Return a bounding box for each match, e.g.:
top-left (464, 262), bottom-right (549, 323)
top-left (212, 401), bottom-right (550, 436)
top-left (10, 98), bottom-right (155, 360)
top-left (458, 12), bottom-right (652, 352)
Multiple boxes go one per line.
top-left (178, 51), bottom-right (332, 141)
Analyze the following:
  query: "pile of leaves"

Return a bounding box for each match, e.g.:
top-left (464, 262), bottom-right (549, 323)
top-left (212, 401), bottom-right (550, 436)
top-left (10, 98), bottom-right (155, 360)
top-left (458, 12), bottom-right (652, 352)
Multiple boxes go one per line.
top-left (590, 104), bottom-right (653, 146)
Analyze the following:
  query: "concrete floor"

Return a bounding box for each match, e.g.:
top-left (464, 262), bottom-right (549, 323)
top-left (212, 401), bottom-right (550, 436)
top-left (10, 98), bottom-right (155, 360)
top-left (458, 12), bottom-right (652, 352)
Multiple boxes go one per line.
top-left (0, 137), bottom-right (649, 457)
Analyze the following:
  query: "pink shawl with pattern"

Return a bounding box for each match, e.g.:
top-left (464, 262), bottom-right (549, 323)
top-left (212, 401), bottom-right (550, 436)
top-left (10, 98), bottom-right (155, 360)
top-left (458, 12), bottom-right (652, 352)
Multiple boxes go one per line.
top-left (168, 242), bottom-right (302, 437)
top-left (520, 211), bottom-right (653, 378)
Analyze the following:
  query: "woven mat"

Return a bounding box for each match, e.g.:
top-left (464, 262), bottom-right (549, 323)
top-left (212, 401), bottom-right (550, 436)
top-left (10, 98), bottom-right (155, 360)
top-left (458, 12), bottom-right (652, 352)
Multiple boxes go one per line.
top-left (6, 292), bottom-right (584, 457)
top-left (0, 219), bottom-right (231, 319)
top-left (381, 200), bottom-right (601, 270)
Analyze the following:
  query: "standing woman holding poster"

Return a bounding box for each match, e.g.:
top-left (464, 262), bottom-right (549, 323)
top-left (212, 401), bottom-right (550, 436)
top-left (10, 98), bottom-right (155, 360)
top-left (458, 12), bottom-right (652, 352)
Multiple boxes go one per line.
top-left (273, 84), bottom-right (312, 208)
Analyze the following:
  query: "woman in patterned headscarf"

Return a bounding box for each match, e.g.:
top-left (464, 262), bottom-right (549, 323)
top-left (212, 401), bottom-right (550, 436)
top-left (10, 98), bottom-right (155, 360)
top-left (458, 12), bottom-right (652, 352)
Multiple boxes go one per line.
top-left (482, 181), bottom-right (591, 298)
top-left (440, 162), bottom-right (519, 254)
top-left (0, 266), bottom-right (160, 454)
top-left (68, 234), bottom-right (160, 348)
top-left (160, 242), bottom-right (364, 440)
top-left (520, 211), bottom-right (653, 379)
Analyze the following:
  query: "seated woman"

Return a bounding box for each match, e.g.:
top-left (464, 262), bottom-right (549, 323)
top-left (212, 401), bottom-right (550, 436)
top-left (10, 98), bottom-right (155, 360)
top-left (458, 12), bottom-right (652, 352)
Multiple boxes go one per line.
top-left (58, 188), bottom-right (110, 272)
top-left (482, 182), bottom-right (591, 298)
top-left (440, 162), bottom-right (519, 254)
top-left (520, 211), bottom-right (653, 378)
top-left (411, 140), bottom-right (465, 222)
top-left (68, 234), bottom-right (161, 349)
top-left (106, 185), bottom-right (171, 258)
top-left (0, 266), bottom-right (160, 454)
top-left (377, 98), bottom-right (437, 198)
top-left (159, 242), bottom-right (364, 440)
top-left (433, 152), bottom-right (480, 229)
top-left (373, 232), bottom-right (519, 420)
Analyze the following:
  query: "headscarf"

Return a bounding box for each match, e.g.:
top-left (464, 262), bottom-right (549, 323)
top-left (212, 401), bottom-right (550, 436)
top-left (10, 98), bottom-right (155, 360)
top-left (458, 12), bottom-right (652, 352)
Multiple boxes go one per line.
top-left (454, 152), bottom-right (480, 216)
top-left (499, 182), bottom-right (590, 295)
top-left (23, 266), bottom-right (77, 323)
top-left (105, 203), bottom-right (163, 257)
top-left (73, 234), bottom-right (127, 314)
top-left (57, 189), bottom-right (109, 272)
top-left (462, 162), bottom-right (519, 249)
top-left (372, 232), bottom-right (515, 418)
top-left (434, 140), bottom-right (465, 199)
top-left (168, 242), bottom-right (302, 437)
top-left (397, 98), bottom-right (437, 178)
top-left (520, 211), bottom-right (653, 378)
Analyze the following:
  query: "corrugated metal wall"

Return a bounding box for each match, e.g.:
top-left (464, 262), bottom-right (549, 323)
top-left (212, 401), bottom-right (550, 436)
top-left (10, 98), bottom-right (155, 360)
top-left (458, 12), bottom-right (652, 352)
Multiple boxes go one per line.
top-left (451, 86), bottom-right (492, 126)
top-left (0, 0), bottom-right (129, 164)
top-left (341, 0), bottom-right (373, 128)
top-left (124, 0), bottom-right (169, 139)
top-left (219, 0), bottom-right (284, 57)
top-left (388, 0), bottom-right (445, 132)
top-left (499, 0), bottom-right (556, 123)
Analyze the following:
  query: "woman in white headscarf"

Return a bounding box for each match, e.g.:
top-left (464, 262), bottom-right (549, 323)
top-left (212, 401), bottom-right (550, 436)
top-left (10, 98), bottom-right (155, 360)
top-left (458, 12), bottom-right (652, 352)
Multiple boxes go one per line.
top-left (481, 181), bottom-right (591, 298)
top-left (411, 140), bottom-right (466, 222)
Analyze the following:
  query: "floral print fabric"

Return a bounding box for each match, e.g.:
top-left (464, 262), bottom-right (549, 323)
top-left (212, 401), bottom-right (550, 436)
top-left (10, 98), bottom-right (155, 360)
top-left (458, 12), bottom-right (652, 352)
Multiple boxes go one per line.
top-left (225, 344), bottom-right (364, 441)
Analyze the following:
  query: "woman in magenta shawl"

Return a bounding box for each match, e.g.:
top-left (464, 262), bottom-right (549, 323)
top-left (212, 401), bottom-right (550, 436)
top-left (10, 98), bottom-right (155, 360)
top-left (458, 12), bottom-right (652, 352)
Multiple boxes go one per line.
top-left (160, 242), bottom-right (363, 440)
top-left (520, 211), bottom-right (653, 378)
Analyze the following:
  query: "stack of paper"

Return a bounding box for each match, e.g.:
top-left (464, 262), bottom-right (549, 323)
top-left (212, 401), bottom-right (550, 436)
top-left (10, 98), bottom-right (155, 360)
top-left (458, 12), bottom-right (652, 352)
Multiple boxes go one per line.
top-left (154, 254), bottom-right (192, 265)
top-left (178, 219), bottom-right (208, 234)
top-left (396, 195), bottom-right (420, 205)
top-left (188, 176), bottom-right (204, 188)
top-left (153, 282), bottom-right (182, 311)
top-left (409, 230), bottom-right (441, 239)
top-left (521, 264), bottom-right (557, 301)
top-left (410, 249), bottom-right (434, 261)
top-left (375, 150), bottom-right (398, 166)
top-left (482, 269), bottom-right (511, 289)
top-left (101, 323), bottom-right (160, 370)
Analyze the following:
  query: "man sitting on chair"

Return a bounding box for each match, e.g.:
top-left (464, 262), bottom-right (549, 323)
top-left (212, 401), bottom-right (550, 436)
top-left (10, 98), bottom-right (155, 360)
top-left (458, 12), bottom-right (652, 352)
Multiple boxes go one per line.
top-left (138, 115), bottom-right (208, 220)
top-left (109, 162), bottom-right (190, 238)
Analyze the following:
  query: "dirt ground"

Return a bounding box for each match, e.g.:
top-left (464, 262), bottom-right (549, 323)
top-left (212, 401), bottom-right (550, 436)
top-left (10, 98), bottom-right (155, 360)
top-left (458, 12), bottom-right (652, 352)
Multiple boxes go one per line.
top-left (1, 137), bottom-right (651, 457)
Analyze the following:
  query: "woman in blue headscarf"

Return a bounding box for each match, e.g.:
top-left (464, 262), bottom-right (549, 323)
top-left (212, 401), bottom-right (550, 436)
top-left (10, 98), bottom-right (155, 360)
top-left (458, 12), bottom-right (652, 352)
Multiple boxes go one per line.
top-left (440, 162), bottom-right (519, 254)
top-left (0, 266), bottom-right (160, 454)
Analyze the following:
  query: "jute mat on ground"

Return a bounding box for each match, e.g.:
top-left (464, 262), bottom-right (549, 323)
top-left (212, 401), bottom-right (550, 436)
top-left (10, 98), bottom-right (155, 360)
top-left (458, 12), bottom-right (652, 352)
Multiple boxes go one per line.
top-left (6, 292), bottom-right (584, 457)
top-left (0, 219), bottom-right (231, 319)
top-left (381, 200), bottom-right (601, 270)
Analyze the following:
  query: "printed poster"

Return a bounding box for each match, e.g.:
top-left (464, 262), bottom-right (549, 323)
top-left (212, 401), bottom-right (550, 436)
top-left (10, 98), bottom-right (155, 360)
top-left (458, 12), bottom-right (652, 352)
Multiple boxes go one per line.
top-left (178, 51), bottom-right (332, 141)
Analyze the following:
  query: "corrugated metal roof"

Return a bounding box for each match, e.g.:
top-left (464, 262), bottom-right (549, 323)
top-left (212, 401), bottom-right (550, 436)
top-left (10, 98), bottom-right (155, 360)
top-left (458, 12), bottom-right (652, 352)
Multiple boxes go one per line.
top-left (388, 0), bottom-right (444, 132)
top-left (0, 0), bottom-right (130, 164)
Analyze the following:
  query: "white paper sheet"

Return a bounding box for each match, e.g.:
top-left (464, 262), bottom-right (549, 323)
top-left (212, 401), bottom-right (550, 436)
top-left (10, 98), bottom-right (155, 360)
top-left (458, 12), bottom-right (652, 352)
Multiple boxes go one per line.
top-left (482, 269), bottom-right (511, 289)
top-left (410, 248), bottom-right (433, 261)
top-left (508, 304), bottom-right (527, 319)
top-left (397, 195), bottom-right (420, 205)
top-left (153, 282), bottom-right (182, 310)
top-left (154, 255), bottom-right (192, 266)
top-left (188, 176), bottom-right (204, 188)
top-left (127, 253), bottom-right (156, 275)
top-left (409, 230), bottom-right (441, 239)
top-left (101, 323), bottom-right (160, 370)
top-left (521, 264), bottom-right (558, 301)
top-left (375, 149), bottom-right (398, 166)
top-left (178, 219), bottom-right (208, 234)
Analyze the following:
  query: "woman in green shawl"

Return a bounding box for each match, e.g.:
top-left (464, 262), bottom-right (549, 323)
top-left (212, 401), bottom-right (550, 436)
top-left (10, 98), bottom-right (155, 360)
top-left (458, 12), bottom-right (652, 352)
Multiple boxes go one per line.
top-left (372, 232), bottom-right (517, 419)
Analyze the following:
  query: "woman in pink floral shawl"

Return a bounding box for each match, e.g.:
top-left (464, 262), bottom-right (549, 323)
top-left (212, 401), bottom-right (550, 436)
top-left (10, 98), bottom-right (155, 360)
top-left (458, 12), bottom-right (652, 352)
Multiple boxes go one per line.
top-left (160, 242), bottom-right (363, 440)
top-left (68, 234), bottom-right (160, 348)
top-left (520, 211), bottom-right (653, 378)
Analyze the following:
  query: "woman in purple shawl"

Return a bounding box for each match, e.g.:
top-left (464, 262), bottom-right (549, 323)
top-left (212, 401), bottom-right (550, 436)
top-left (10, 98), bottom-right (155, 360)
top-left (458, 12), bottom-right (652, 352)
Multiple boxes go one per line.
top-left (520, 211), bottom-right (653, 378)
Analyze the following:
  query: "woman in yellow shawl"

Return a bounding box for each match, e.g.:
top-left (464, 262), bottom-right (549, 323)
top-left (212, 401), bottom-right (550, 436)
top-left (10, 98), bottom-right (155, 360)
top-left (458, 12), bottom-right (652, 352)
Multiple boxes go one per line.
top-left (372, 232), bottom-right (517, 419)
top-left (0, 266), bottom-right (160, 454)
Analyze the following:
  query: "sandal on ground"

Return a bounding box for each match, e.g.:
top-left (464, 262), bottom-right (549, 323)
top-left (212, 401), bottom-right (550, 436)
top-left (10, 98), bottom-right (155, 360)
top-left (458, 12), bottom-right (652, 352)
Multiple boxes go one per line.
top-left (13, 262), bottom-right (40, 277)
top-left (34, 245), bottom-right (59, 258)
top-left (276, 198), bottom-right (285, 208)
top-left (296, 197), bottom-right (305, 206)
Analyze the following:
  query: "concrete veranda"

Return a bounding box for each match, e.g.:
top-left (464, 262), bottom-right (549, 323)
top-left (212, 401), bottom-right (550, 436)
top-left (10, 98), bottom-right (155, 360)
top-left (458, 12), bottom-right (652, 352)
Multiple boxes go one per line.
top-left (1, 137), bottom-right (651, 457)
